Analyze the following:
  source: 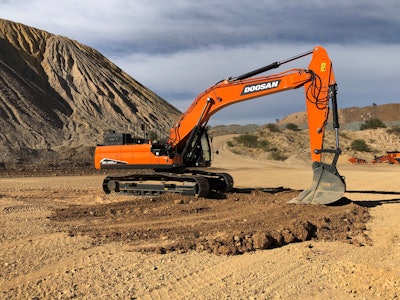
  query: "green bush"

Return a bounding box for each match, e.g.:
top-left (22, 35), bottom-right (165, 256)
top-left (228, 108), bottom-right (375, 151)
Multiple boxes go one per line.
top-left (234, 134), bottom-right (259, 148)
top-left (258, 140), bottom-right (270, 149)
top-left (233, 134), bottom-right (270, 151)
top-left (286, 123), bottom-right (299, 131)
top-left (266, 123), bottom-right (281, 133)
top-left (360, 118), bottom-right (386, 130)
top-left (226, 141), bottom-right (234, 147)
top-left (351, 139), bottom-right (371, 152)
top-left (270, 150), bottom-right (287, 161)
top-left (387, 126), bottom-right (400, 136)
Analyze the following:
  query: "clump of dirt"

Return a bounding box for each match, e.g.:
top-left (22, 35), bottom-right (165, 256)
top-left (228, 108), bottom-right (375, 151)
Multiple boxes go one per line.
top-left (51, 190), bottom-right (370, 255)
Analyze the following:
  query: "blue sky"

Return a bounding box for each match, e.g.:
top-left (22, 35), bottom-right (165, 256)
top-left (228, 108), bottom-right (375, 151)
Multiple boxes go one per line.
top-left (1, 0), bottom-right (400, 125)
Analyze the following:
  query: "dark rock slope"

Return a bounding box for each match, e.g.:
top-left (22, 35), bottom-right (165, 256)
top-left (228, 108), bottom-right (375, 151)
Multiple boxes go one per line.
top-left (0, 18), bottom-right (180, 163)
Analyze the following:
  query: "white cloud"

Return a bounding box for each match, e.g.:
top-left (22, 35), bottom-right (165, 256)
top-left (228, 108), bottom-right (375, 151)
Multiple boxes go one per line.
top-left (110, 42), bottom-right (400, 125)
top-left (1, 0), bottom-right (399, 125)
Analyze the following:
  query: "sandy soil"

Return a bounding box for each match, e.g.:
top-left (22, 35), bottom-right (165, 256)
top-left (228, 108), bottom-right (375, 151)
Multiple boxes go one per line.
top-left (1, 136), bottom-right (400, 299)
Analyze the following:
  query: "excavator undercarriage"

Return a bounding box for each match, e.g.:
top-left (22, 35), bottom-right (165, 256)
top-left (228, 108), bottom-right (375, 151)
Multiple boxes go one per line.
top-left (102, 170), bottom-right (234, 197)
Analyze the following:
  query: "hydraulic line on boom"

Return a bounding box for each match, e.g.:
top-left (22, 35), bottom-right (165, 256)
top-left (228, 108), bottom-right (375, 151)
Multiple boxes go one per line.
top-left (94, 46), bottom-right (346, 204)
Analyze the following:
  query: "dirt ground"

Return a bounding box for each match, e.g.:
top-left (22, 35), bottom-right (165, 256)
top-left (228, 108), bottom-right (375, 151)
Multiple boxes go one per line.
top-left (1, 136), bottom-right (400, 299)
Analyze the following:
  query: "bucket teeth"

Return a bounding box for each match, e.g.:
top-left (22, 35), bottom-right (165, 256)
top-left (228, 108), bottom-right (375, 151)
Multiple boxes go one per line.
top-left (289, 162), bottom-right (346, 205)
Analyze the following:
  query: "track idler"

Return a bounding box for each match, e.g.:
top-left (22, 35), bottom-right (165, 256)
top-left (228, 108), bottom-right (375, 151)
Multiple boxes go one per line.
top-left (288, 162), bottom-right (346, 205)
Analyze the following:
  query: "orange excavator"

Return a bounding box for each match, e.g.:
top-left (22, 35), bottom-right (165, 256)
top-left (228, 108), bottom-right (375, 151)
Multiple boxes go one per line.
top-left (371, 151), bottom-right (400, 164)
top-left (94, 46), bottom-right (346, 204)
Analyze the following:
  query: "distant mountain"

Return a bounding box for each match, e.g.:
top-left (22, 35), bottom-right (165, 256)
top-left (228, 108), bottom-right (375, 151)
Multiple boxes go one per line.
top-left (277, 103), bottom-right (400, 130)
top-left (0, 18), bottom-right (180, 163)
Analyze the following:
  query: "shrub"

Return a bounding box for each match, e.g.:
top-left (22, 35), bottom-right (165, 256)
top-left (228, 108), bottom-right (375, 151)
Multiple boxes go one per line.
top-left (270, 150), bottom-right (287, 161)
top-left (286, 123), bottom-right (299, 131)
top-left (234, 134), bottom-right (259, 148)
top-left (351, 139), bottom-right (371, 152)
top-left (360, 118), bottom-right (386, 130)
top-left (266, 123), bottom-right (281, 133)
top-left (387, 126), bottom-right (400, 136)
top-left (233, 134), bottom-right (270, 151)
top-left (226, 141), bottom-right (234, 147)
top-left (258, 140), bottom-right (270, 149)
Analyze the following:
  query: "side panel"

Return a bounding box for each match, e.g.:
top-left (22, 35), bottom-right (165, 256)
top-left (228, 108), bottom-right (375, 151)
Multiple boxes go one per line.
top-left (94, 144), bottom-right (177, 169)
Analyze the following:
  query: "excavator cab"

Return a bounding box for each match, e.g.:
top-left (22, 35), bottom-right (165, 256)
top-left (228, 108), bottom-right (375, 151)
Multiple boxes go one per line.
top-left (181, 127), bottom-right (212, 168)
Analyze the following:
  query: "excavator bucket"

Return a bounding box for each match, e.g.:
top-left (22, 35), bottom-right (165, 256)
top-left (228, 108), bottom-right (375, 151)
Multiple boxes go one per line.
top-left (288, 162), bottom-right (346, 205)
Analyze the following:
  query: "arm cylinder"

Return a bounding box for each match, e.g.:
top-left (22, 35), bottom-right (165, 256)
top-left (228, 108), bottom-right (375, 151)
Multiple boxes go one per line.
top-left (330, 84), bottom-right (339, 129)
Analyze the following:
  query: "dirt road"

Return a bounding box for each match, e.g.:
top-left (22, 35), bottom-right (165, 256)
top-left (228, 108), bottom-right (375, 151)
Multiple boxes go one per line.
top-left (1, 136), bottom-right (400, 299)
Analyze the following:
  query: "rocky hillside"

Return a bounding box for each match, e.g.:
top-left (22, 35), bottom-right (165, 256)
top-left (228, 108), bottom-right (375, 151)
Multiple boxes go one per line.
top-left (0, 19), bottom-right (180, 164)
top-left (212, 103), bottom-right (400, 164)
top-left (277, 103), bottom-right (400, 130)
top-left (221, 125), bottom-right (400, 166)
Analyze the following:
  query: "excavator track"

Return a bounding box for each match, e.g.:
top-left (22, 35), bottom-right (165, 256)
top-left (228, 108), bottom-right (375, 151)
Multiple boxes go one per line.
top-left (102, 171), bottom-right (234, 197)
top-left (190, 170), bottom-right (234, 193)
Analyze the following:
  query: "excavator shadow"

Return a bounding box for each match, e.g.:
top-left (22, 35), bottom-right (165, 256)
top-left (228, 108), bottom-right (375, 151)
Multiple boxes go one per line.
top-left (214, 188), bottom-right (400, 208)
top-left (206, 187), bottom-right (296, 200)
top-left (341, 190), bottom-right (400, 208)
top-left (232, 186), bottom-right (294, 194)
top-left (232, 187), bottom-right (353, 207)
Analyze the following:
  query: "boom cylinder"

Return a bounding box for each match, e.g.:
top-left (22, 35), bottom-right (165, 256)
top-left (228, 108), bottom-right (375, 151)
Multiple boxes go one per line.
top-left (231, 49), bottom-right (314, 81)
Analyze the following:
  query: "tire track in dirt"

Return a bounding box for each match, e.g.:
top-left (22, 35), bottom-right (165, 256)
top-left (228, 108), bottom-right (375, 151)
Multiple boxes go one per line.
top-left (118, 250), bottom-right (270, 298)
top-left (2, 204), bottom-right (49, 213)
top-left (130, 247), bottom-right (311, 299)
top-left (0, 202), bottom-right (52, 242)
top-left (146, 242), bottom-right (399, 299)
top-left (231, 252), bottom-right (312, 298)
top-left (1, 242), bottom-right (115, 292)
top-left (0, 233), bottom-right (92, 281)
top-left (133, 254), bottom-right (245, 299)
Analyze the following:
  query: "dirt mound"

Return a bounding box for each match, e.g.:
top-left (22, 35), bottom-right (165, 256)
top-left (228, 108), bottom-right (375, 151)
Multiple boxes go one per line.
top-left (51, 189), bottom-right (370, 256)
